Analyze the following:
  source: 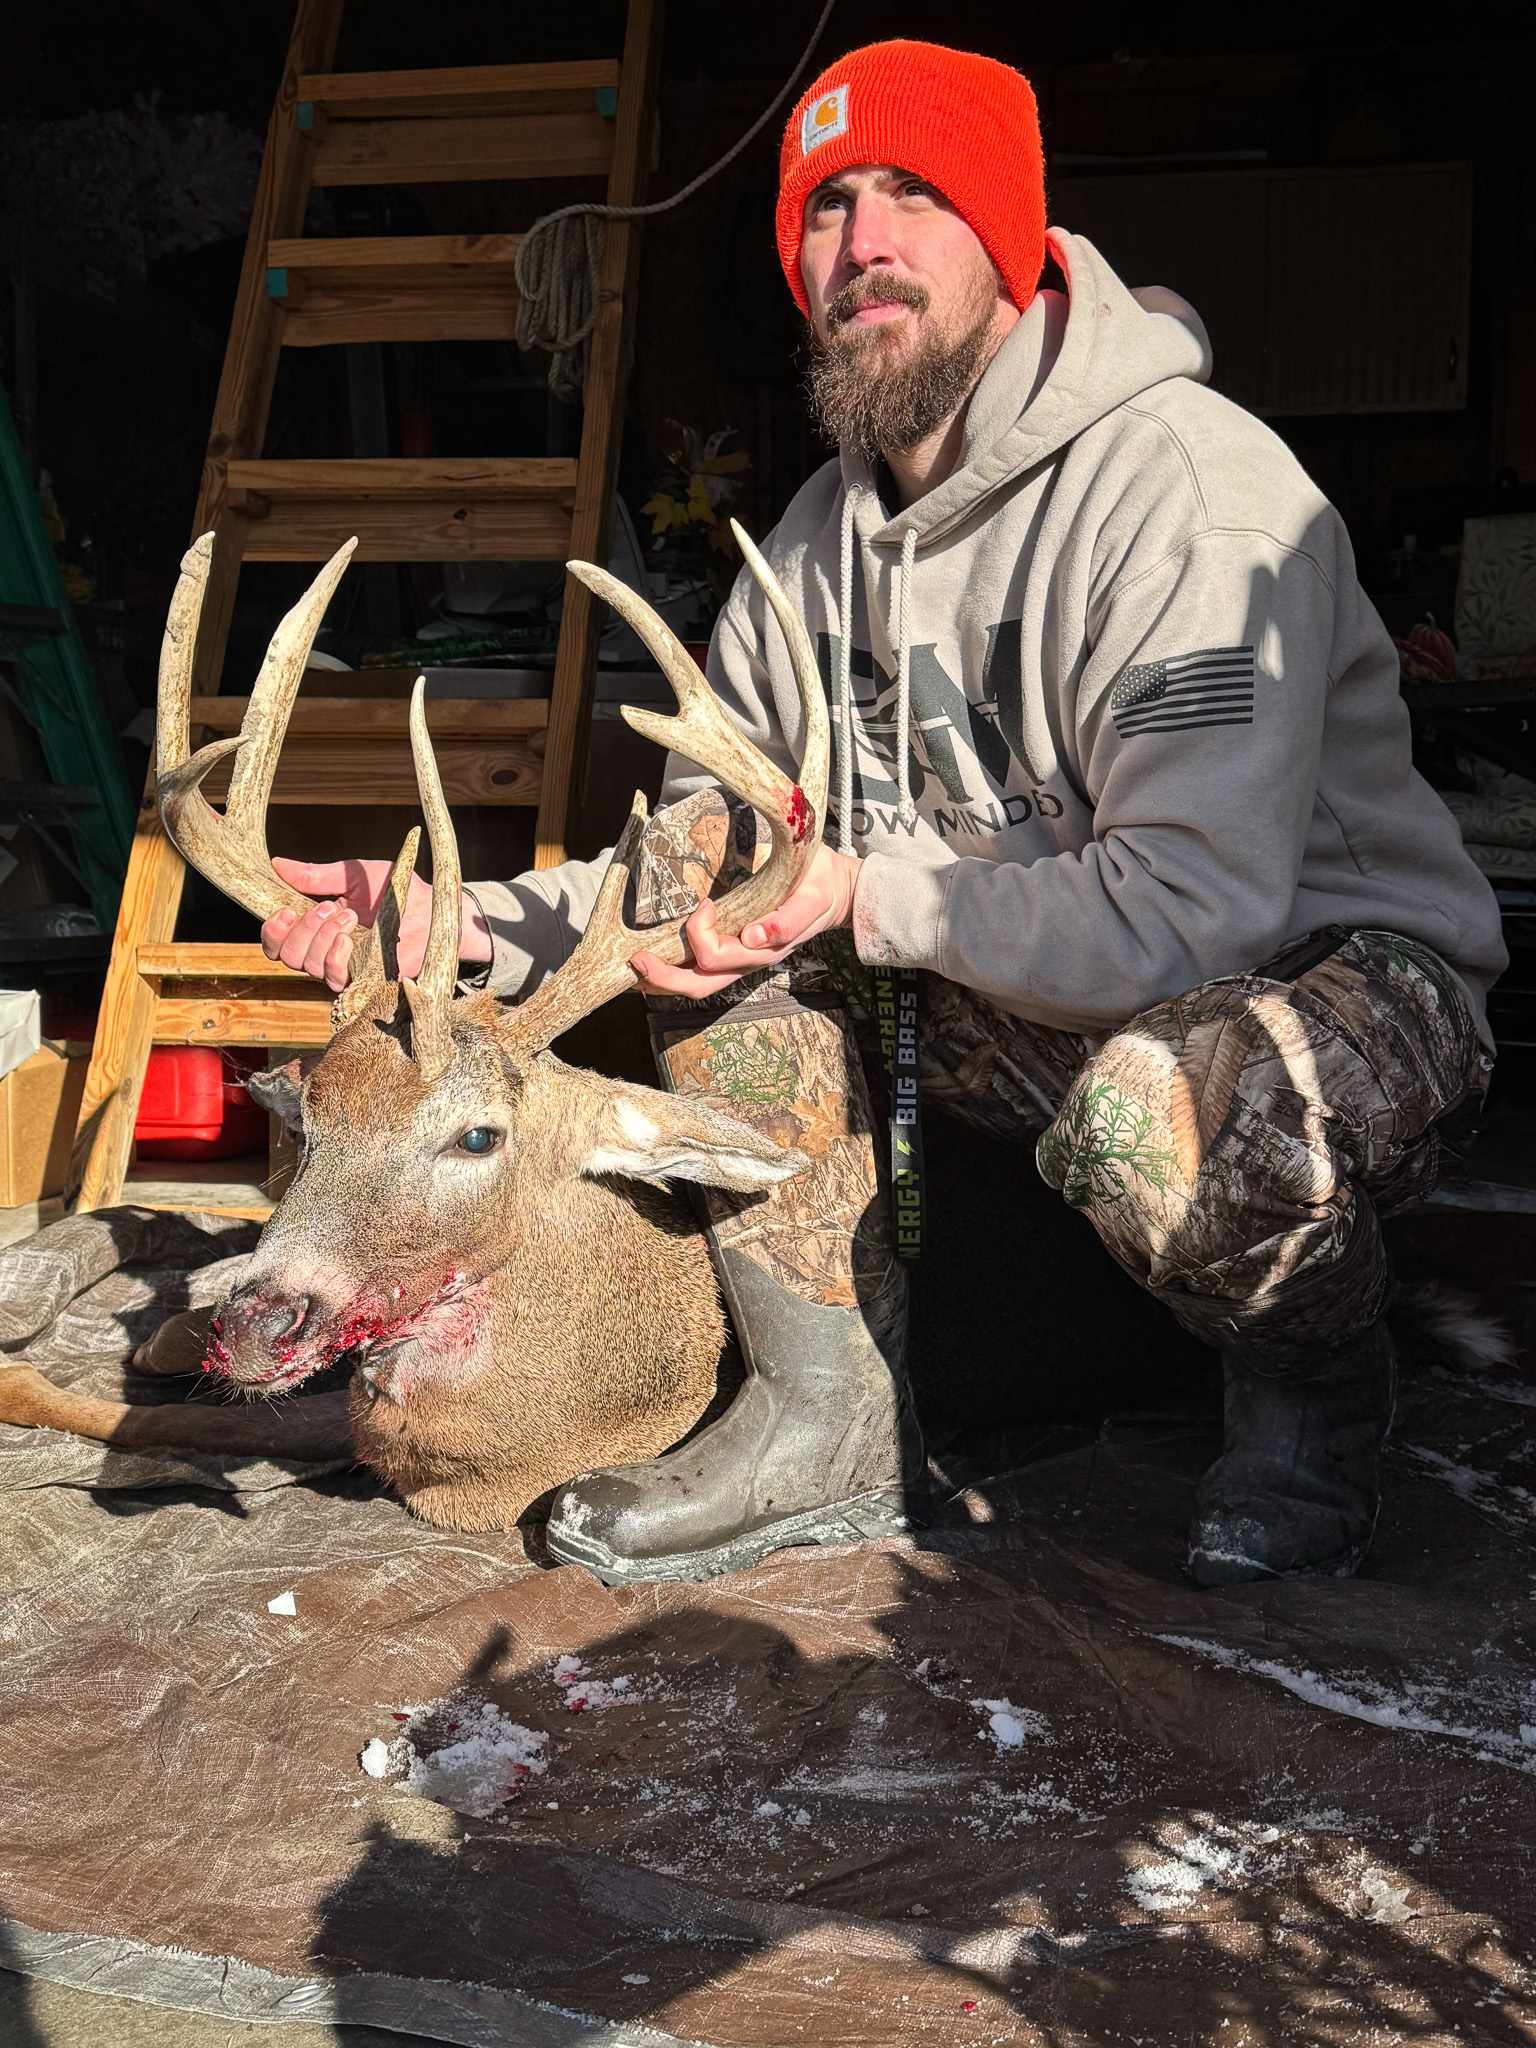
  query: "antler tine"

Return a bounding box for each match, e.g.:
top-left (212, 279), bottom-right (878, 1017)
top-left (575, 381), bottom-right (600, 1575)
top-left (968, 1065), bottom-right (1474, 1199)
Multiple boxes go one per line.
top-left (400, 677), bottom-right (462, 1082)
top-left (331, 826), bottom-right (421, 1028)
top-left (571, 531), bottom-right (828, 931)
top-left (504, 528), bottom-right (831, 1058)
top-left (376, 824), bottom-right (424, 985)
top-left (156, 535), bottom-right (358, 924)
top-left (501, 794), bottom-right (653, 1058)
top-left (157, 531), bottom-right (214, 783)
top-left (727, 518), bottom-right (831, 828)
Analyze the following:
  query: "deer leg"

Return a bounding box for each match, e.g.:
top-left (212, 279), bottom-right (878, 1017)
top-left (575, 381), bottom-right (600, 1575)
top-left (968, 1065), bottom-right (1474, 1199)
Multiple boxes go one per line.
top-left (131, 1303), bottom-right (219, 1377)
top-left (0, 1364), bottom-right (354, 1459)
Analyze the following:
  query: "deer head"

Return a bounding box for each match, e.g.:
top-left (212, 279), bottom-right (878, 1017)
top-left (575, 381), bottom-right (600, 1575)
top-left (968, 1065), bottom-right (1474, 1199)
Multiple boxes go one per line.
top-left (153, 527), bottom-right (831, 1527)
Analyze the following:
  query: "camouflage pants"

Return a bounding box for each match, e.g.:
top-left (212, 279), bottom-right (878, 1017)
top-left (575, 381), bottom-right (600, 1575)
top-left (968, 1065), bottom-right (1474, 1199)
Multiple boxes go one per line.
top-left (636, 792), bottom-right (906, 1357)
top-left (634, 794), bottom-right (1490, 1364)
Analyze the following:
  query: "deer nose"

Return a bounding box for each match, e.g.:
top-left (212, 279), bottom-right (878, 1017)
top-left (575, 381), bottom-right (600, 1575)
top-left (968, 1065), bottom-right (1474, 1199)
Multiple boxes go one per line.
top-left (211, 1289), bottom-right (314, 1381)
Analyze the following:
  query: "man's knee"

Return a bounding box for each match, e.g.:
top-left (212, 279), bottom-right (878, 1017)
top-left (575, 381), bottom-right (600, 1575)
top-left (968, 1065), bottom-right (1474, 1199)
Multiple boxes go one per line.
top-left (634, 788), bottom-right (763, 926)
top-left (1035, 1026), bottom-right (1182, 1235)
top-left (1034, 997), bottom-right (1326, 1300)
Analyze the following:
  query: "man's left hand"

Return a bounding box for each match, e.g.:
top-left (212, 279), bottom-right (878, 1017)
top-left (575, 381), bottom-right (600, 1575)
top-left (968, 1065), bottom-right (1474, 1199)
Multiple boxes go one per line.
top-left (632, 845), bottom-right (861, 999)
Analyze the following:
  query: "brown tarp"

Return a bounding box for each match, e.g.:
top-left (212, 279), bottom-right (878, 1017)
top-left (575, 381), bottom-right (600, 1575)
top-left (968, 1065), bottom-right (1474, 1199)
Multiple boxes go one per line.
top-left (2, 1203), bottom-right (1535, 2045)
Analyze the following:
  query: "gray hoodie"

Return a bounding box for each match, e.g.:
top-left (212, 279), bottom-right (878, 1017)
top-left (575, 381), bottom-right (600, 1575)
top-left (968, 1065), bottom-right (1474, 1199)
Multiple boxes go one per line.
top-left (469, 227), bottom-right (1506, 1037)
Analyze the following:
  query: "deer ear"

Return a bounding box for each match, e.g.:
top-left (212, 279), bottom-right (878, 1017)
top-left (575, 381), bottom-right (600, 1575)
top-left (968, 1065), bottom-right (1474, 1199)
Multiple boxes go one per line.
top-left (246, 1056), bottom-right (312, 1139)
top-left (580, 1082), bottom-right (807, 1194)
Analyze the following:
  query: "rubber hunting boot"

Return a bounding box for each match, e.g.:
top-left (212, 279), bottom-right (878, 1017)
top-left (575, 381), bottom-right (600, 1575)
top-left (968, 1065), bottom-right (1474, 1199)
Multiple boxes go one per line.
top-left (1188, 1319), bottom-right (1397, 1587)
top-left (547, 940), bottom-right (922, 1582)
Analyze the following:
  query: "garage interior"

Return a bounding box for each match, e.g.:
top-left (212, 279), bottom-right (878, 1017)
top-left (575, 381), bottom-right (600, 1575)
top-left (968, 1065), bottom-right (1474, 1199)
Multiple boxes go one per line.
top-left (2, 3), bottom-right (1536, 2043)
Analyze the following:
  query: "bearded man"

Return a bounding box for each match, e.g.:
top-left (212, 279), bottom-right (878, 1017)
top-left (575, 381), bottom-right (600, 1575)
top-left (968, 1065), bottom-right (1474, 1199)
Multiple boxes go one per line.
top-left (262, 41), bottom-right (1505, 1589)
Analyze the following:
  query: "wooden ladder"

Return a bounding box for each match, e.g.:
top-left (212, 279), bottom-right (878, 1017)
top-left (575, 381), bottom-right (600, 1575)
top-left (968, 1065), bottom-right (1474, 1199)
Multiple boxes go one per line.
top-left (72, 0), bottom-right (664, 1218)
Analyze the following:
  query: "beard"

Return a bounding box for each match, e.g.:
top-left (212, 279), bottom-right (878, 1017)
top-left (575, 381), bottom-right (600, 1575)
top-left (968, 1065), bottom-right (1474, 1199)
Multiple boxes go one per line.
top-left (804, 266), bottom-right (1001, 457)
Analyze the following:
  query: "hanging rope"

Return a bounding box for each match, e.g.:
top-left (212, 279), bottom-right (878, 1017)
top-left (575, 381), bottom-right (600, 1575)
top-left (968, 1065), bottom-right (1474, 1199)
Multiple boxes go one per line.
top-left (515, 0), bottom-right (839, 398)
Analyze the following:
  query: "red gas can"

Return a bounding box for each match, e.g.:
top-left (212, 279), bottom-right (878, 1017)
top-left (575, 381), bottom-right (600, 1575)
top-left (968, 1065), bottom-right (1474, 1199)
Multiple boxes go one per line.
top-left (134, 1047), bottom-right (270, 1161)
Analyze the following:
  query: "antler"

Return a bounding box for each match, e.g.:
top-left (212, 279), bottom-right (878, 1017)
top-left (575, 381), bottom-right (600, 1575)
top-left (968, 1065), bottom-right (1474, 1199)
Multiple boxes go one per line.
top-left (399, 676), bottom-right (463, 1081)
top-left (157, 532), bottom-right (401, 1002)
top-left (503, 519), bottom-right (830, 1058)
top-left (331, 824), bottom-right (422, 1027)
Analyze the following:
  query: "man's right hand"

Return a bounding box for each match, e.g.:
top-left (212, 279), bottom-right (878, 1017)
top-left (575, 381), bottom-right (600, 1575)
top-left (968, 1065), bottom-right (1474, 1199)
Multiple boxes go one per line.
top-left (261, 857), bottom-right (492, 993)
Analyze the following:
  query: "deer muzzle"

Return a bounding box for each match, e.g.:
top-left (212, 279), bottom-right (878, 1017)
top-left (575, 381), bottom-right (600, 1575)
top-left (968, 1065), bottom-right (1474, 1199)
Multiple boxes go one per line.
top-left (206, 1268), bottom-right (483, 1397)
top-left (206, 1286), bottom-right (322, 1391)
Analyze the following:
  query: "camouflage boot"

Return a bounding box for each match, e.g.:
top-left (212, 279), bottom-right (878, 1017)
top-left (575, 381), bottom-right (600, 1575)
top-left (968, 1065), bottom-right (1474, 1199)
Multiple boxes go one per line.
top-left (545, 794), bottom-right (922, 1586)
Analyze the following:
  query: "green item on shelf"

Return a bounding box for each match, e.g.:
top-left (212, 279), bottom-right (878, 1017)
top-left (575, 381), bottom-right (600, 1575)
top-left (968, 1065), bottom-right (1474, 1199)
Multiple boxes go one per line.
top-left (0, 386), bottom-right (134, 927)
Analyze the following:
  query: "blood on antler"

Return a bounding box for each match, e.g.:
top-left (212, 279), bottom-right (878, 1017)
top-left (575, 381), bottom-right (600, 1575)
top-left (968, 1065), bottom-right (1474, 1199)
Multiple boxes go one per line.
top-left (501, 520), bottom-right (830, 1059)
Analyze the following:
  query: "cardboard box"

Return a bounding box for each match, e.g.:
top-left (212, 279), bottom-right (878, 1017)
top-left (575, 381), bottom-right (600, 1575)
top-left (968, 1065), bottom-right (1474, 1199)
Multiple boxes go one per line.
top-left (0, 1043), bottom-right (90, 1206)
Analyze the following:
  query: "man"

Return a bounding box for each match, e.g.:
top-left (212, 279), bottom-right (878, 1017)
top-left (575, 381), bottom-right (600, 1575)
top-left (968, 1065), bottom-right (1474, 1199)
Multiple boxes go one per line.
top-left (263, 41), bottom-right (1504, 1588)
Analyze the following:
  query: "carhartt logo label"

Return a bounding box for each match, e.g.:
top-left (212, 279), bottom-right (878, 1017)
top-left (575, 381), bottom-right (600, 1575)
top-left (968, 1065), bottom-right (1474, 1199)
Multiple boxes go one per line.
top-left (801, 84), bottom-right (849, 154)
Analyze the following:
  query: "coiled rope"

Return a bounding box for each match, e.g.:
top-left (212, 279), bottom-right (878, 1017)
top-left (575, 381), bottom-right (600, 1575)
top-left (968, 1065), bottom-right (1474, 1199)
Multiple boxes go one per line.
top-left (515, 0), bottom-right (839, 398)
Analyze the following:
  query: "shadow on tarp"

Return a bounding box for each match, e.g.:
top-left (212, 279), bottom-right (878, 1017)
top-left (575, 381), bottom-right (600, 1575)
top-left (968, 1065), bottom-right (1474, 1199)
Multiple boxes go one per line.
top-left (304, 1488), bottom-right (1536, 2047)
top-left (0, 1935), bottom-right (47, 2048)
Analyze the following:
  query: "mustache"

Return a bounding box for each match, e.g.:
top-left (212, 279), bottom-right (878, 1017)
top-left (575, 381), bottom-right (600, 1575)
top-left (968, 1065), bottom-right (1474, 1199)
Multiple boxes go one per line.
top-left (825, 273), bottom-right (931, 333)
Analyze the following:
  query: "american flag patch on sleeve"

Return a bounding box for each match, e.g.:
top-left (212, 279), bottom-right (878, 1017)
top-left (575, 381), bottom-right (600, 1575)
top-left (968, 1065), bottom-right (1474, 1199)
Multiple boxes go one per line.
top-left (1109, 646), bottom-right (1256, 737)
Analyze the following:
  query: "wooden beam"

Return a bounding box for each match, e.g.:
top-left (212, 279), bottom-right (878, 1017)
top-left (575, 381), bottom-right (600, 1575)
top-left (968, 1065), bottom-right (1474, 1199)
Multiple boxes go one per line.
top-left (138, 945), bottom-right (316, 981)
top-left (269, 233), bottom-right (522, 271)
top-left (191, 0), bottom-right (345, 694)
top-left (120, 1183), bottom-right (276, 1223)
top-left (224, 456), bottom-right (576, 562)
top-left (269, 234), bottom-right (523, 343)
top-left (237, 504), bottom-right (570, 563)
top-left (312, 111), bottom-right (613, 187)
top-left (153, 995), bottom-right (336, 1048)
top-left (227, 456), bottom-right (575, 498)
top-left (535, 0), bottom-right (664, 868)
top-left (77, 0), bottom-right (347, 1209)
top-left (72, 785), bottom-right (184, 1212)
top-left (192, 734), bottom-right (544, 805)
top-left (188, 696), bottom-right (549, 736)
top-left (298, 59), bottom-right (619, 118)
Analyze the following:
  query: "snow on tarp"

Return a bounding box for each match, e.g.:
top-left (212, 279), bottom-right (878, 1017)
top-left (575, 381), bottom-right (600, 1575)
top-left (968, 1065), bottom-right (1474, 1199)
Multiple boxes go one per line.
top-left (3, 1205), bottom-right (1536, 2041)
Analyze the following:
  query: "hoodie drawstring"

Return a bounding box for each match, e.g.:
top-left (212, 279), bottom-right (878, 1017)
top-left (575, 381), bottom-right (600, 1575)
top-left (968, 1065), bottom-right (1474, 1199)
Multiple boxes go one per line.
top-left (894, 524), bottom-right (917, 828)
top-left (835, 484), bottom-right (860, 855)
top-left (835, 485), bottom-right (919, 847)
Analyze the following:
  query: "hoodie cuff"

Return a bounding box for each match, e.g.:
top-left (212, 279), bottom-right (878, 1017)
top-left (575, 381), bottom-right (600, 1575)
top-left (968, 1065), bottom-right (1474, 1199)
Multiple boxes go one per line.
top-left (850, 854), bottom-right (952, 974)
top-left (454, 886), bottom-right (496, 995)
top-left (455, 877), bottom-right (574, 1002)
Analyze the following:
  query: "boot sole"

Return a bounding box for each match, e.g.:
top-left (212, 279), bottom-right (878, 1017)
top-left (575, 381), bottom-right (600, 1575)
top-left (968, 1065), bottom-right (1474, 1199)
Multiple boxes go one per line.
top-left (1188, 1541), bottom-right (1364, 1589)
top-left (545, 1488), bottom-right (915, 1587)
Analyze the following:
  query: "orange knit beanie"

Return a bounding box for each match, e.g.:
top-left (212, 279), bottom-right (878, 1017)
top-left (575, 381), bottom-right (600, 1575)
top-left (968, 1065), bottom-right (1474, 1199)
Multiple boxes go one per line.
top-left (776, 40), bottom-right (1046, 317)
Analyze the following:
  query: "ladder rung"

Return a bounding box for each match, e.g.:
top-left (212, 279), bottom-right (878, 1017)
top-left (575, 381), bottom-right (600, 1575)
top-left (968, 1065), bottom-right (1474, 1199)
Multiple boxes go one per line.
top-left (141, 943), bottom-right (336, 1046)
top-left (139, 944), bottom-right (319, 980)
top-left (193, 734), bottom-right (544, 807)
top-left (153, 995), bottom-right (335, 1048)
top-left (297, 59), bottom-right (619, 120)
top-left (186, 697), bottom-right (548, 804)
top-left (268, 234), bottom-right (522, 347)
top-left (189, 695), bottom-right (549, 736)
top-left (269, 233), bottom-right (522, 272)
top-left (122, 1182), bottom-right (276, 1222)
top-left (141, 947), bottom-right (353, 1049)
top-left (223, 458), bottom-right (575, 563)
top-left (311, 110), bottom-right (613, 188)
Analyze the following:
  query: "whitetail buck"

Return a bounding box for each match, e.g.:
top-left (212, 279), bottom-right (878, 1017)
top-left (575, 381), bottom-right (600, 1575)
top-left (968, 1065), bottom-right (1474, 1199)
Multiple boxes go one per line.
top-left (0, 527), bottom-right (830, 1530)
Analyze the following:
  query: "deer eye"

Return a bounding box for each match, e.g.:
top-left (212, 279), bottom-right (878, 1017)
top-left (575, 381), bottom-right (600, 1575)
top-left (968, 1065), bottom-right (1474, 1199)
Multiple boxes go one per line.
top-left (456, 1126), bottom-right (502, 1155)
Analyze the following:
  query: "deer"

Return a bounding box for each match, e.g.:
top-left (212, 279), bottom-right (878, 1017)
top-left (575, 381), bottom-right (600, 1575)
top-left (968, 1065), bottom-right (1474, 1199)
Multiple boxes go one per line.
top-left (0, 523), bottom-right (832, 1532)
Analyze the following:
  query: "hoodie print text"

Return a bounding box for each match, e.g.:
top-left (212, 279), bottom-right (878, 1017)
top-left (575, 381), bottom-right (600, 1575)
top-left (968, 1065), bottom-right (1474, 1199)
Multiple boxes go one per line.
top-left (816, 629), bottom-right (1067, 848)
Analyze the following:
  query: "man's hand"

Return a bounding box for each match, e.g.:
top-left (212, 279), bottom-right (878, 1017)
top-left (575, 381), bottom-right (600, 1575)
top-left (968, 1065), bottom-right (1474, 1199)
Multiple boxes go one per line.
top-left (260, 857), bottom-right (493, 993)
top-left (631, 844), bottom-right (861, 1000)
